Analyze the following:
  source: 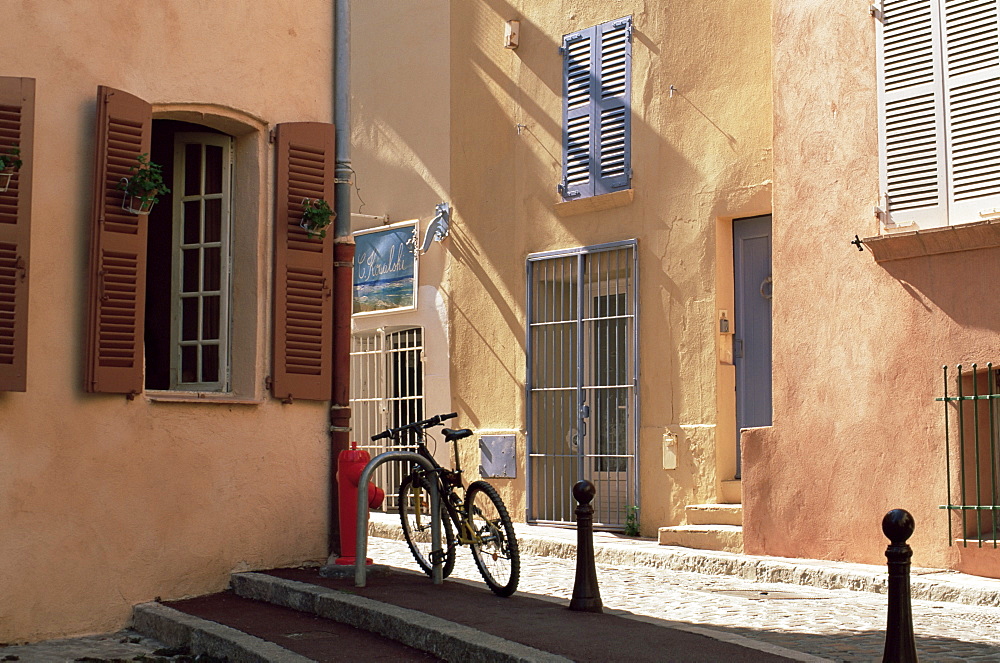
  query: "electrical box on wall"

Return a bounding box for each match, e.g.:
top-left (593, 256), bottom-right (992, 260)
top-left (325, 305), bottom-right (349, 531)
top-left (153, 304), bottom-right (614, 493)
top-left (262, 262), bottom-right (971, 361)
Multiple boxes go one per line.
top-left (662, 431), bottom-right (678, 470)
top-left (505, 20), bottom-right (520, 49)
top-left (719, 310), bottom-right (731, 334)
top-left (480, 434), bottom-right (516, 478)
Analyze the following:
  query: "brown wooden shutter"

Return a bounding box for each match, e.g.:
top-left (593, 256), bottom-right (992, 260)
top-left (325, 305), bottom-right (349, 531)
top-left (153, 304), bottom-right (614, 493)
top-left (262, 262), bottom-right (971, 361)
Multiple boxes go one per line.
top-left (272, 122), bottom-right (334, 401)
top-left (84, 87), bottom-right (151, 394)
top-left (0, 77), bottom-right (34, 392)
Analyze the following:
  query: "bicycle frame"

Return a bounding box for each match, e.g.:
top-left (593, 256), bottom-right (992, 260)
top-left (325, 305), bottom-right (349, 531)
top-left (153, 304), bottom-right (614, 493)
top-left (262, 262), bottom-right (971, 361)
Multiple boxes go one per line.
top-left (378, 412), bottom-right (521, 597)
top-left (398, 425), bottom-right (485, 546)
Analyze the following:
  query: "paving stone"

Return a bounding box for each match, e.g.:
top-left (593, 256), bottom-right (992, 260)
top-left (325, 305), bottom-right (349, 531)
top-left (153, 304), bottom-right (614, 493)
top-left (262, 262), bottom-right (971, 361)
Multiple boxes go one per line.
top-left (365, 534), bottom-right (1000, 663)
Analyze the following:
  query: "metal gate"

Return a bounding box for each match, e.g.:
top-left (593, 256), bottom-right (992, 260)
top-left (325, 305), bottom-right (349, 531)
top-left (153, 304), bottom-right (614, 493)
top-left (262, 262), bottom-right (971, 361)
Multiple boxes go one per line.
top-left (526, 241), bottom-right (638, 529)
top-left (350, 327), bottom-right (424, 509)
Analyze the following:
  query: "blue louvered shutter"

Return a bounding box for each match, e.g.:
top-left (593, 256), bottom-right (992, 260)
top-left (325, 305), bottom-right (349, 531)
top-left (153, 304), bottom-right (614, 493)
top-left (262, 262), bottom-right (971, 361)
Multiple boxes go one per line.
top-left (561, 17), bottom-right (632, 200)
top-left (562, 26), bottom-right (595, 199)
top-left (595, 17), bottom-right (632, 196)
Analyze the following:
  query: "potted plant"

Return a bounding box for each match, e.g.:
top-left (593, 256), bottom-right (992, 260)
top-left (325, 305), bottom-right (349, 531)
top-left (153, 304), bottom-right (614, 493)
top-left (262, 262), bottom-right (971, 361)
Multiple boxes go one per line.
top-left (118, 153), bottom-right (170, 215)
top-left (300, 197), bottom-right (335, 238)
top-left (0, 147), bottom-right (22, 193)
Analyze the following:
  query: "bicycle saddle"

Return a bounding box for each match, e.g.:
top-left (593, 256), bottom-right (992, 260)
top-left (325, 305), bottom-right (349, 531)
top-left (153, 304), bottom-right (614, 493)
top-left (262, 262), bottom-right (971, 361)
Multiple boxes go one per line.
top-left (442, 428), bottom-right (473, 441)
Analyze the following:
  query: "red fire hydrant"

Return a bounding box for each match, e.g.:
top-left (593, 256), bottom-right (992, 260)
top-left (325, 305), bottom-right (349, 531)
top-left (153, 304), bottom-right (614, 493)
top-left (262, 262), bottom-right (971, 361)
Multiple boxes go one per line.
top-left (334, 442), bottom-right (385, 565)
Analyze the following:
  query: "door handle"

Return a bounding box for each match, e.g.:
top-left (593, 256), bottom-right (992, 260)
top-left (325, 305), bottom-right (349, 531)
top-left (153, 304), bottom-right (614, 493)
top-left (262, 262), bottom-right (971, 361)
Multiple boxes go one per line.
top-left (760, 275), bottom-right (773, 300)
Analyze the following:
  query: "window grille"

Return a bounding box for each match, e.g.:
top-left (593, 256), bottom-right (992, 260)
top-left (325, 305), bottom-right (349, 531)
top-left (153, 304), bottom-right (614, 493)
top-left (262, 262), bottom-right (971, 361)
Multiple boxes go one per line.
top-left (939, 363), bottom-right (1000, 547)
top-left (350, 328), bottom-right (424, 509)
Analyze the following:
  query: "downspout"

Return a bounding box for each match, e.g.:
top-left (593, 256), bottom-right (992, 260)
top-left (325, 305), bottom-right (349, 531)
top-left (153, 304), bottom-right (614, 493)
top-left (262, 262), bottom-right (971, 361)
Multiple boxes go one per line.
top-left (329, 0), bottom-right (354, 557)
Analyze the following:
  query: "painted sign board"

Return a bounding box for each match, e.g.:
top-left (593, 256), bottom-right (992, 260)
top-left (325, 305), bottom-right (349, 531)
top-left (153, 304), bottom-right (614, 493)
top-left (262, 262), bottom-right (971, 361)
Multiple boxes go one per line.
top-left (353, 221), bottom-right (418, 314)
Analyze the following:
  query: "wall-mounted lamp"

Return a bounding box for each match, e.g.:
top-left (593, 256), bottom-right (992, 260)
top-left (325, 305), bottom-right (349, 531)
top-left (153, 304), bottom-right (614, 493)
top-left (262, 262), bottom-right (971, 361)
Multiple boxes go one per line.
top-left (419, 202), bottom-right (451, 254)
top-left (505, 20), bottom-right (520, 49)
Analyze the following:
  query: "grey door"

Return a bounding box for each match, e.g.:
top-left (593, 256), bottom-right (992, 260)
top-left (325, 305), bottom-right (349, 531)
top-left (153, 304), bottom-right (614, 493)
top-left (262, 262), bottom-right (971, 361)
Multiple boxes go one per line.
top-left (733, 215), bottom-right (772, 478)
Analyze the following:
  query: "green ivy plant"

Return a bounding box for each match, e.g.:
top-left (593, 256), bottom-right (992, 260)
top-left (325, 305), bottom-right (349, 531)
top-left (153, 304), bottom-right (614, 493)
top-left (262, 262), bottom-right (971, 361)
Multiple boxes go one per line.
top-left (0, 147), bottom-right (22, 171)
top-left (624, 505), bottom-right (640, 537)
top-left (118, 153), bottom-right (170, 213)
top-left (300, 198), bottom-right (335, 239)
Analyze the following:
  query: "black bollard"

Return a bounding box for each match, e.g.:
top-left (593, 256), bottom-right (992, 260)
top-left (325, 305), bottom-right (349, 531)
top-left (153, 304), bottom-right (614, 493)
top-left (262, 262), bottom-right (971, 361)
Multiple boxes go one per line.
top-left (882, 509), bottom-right (918, 663)
top-left (569, 480), bottom-right (603, 613)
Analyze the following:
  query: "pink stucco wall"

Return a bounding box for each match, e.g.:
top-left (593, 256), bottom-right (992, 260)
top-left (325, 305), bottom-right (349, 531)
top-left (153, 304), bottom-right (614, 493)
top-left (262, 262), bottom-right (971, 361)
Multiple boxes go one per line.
top-left (745, 0), bottom-right (1000, 576)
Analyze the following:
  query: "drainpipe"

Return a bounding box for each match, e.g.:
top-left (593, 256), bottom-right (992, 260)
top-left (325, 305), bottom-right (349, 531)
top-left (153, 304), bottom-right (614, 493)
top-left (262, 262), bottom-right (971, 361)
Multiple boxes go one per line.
top-left (329, 0), bottom-right (354, 557)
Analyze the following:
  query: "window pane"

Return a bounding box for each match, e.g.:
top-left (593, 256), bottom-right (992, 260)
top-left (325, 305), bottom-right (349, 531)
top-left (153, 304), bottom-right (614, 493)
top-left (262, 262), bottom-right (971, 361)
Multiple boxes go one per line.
top-left (182, 249), bottom-right (200, 292)
top-left (204, 247), bottom-right (221, 291)
top-left (206, 145), bottom-right (223, 195)
top-left (181, 345), bottom-right (198, 383)
top-left (202, 345), bottom-right (219, 383)
top-left (182, 297), bottom-right (198, 341)
top-left (203, 296), bottom-right (220, 340)
top-left (185, 143), bottom-right (202, 196)
top-left (183, 201), bottom-right (201, 244)
top-left (205, 198), bottom-right (221, 243)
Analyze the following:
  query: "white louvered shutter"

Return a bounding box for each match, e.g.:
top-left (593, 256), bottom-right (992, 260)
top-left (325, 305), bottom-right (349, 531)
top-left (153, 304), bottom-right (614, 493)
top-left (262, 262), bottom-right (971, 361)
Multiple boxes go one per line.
top-left (877, 0), bottom-right (949, 228)
top-left (943, 0), bottom-right (1000, 223)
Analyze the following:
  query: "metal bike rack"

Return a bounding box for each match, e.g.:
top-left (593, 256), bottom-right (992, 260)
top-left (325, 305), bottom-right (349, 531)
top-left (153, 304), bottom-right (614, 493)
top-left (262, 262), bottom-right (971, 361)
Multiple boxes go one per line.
top-left (355, 451), bottom-right (442, 587)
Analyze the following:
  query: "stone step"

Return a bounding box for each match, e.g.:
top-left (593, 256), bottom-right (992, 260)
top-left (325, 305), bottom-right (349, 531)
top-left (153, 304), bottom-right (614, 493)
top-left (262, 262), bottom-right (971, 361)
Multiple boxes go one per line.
top-left (657, 524), bottom-right (744, 553)
top-left (132, 601), bottom-right (313, 662)
top-left (134, 572), bottom-right (567, 662)
top-left (685, 503), bottom-right (743, 526)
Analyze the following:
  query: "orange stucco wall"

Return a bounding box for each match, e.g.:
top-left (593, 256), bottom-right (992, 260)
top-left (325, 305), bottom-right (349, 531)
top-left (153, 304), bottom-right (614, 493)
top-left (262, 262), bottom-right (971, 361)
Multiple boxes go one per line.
top-left (1, 1), bottom-right (335, 643)
top-left (746, 0), bottom-right (1000, 575)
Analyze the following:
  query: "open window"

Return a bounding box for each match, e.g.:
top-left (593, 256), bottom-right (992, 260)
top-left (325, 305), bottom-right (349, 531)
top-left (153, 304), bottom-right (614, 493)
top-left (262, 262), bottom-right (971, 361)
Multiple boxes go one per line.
top-left (84, 86), bottom-right (335, 401)
top-left (144, 124), bottom-right (233, 391)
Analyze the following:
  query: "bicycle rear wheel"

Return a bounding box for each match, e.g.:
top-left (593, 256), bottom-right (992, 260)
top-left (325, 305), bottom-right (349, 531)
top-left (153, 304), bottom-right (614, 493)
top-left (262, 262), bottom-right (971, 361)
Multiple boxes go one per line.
top-left (398, 473), bottom-right (456, 578)
top-left (464, 481), bottom-right (519, 596)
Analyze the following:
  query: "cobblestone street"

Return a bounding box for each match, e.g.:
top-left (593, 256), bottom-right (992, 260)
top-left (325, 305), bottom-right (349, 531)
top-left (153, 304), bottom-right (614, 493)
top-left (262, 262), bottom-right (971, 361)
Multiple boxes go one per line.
top-left (368, 536), bottom-right (1000, 662)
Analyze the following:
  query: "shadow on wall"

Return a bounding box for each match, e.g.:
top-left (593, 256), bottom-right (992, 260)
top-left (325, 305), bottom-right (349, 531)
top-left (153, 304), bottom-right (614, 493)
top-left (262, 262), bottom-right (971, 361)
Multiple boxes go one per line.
top-left (877, 246), bottom-right (1000, 334)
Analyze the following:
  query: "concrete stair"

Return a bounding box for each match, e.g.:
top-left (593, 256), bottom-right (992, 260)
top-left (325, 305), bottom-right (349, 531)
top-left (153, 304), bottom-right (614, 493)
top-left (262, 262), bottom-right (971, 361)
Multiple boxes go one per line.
top-left (658, 503), bottom-right (744, 553)
top-left (132, 571), bottom-right (566, 662)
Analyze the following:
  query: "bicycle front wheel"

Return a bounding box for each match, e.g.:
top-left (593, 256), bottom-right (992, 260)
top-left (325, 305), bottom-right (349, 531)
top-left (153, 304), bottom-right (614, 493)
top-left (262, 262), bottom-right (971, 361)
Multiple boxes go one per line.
top-left (464, 481), bottom-right (519, 597)
top-left (399, 473), bottom-right (456, 578)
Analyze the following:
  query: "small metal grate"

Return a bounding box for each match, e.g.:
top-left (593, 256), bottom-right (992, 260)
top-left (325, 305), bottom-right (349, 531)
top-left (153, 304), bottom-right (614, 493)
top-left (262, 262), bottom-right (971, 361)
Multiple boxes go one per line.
top-left (938, 363), bottom-right (1000, 547)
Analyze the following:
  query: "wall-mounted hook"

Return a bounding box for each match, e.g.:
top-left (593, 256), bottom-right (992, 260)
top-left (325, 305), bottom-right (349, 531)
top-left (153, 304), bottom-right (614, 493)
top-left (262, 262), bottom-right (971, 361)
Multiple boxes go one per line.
top-left (669, 85), bottom-right (677, 98)
top-left (516, 123), bottom-right (527, 135)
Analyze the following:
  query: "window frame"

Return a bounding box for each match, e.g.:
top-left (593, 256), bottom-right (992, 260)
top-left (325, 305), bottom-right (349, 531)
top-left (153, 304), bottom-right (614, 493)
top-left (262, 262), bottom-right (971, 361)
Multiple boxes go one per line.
top-left (169, 132), bottom-right (234, 392)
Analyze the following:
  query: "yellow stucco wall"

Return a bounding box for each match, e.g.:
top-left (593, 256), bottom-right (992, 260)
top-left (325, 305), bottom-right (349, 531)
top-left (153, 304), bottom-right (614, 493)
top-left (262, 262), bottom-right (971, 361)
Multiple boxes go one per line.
top-left (749, 0), bottom-right (1000, 574)
top-left (1, 1), bottom-right (335, 643)
top-left (440, 1), bottom-right (772, 533)
top-left (349, 1), bottom-right (455, 429)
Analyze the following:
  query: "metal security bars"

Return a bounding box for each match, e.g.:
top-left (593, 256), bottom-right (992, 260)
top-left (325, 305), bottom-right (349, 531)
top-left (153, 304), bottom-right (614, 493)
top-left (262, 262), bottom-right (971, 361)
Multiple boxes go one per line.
top-left (350, 328), bottom-right (424, 509)
top-left (939, 364), bottom-right (1000, 547)
top-left (526, 241), bottom-right (638, 530)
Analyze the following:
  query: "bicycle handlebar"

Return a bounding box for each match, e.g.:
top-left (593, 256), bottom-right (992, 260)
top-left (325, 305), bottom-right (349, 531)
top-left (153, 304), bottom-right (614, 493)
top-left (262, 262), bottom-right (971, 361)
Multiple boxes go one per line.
top-left (370, 412), bottom-right (458, 441)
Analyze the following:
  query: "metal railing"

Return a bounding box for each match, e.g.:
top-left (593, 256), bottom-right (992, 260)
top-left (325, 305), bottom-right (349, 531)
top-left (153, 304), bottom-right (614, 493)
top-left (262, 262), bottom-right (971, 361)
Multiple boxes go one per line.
top-left (938, 364), bottom-right (1000, 547)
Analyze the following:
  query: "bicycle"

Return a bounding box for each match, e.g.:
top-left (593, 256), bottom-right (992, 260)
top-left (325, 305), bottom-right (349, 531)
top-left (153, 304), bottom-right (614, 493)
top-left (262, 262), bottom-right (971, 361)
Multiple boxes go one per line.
top-left (371, 412), bottom-right (520, 597)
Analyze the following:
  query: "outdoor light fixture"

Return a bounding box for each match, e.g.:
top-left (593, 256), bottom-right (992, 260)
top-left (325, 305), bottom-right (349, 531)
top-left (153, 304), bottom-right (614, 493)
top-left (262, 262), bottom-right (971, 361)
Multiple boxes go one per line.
top-left (419, 202), bottom-right (451, 254)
